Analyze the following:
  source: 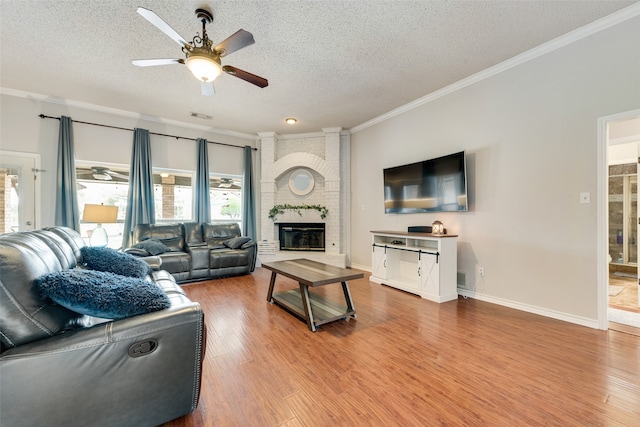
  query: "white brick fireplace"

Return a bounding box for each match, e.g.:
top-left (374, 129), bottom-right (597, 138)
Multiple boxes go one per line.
top-left (258, 127), bottom-right (351, 267)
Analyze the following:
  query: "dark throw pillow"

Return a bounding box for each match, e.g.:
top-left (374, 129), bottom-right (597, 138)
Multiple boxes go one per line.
top-left (34, 270), bottom-right (171, 319)
top-left (81, 246), bottom-right (151, 278)
top-left (131, 238), bottom-right (169, 256)
top-left (224, 236), bottom-right (252, 249)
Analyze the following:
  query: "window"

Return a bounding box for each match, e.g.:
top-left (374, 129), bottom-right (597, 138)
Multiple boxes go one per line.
top-left (154, 171), bottom-right (193, 222)
top-left (210, 176), bottom-right (243, 228)
top-left (76, 165), bottom-right (243, 248)
top-left (76, 165), bottom-right (129, 249)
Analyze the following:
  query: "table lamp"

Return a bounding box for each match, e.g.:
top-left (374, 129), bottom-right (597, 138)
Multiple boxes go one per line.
top-left (83, 204), bottom-right (118, 247)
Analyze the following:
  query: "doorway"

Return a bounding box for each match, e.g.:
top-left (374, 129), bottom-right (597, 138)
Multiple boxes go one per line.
top-left (0, 151), bottom-right (40, 233)
top-left (603, 114), bottom-right (640, 332)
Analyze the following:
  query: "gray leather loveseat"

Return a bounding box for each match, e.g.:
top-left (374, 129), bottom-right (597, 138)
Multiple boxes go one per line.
top-left (0, 226), bottom-right (205, 427)
top-left (127, 222), bottom-right (257, 283)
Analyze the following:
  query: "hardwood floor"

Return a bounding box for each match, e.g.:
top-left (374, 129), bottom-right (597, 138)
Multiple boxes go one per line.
top-left (162, 267), bottom-right (640, 426)
top-left (609, 273), bottom-right (639, 313)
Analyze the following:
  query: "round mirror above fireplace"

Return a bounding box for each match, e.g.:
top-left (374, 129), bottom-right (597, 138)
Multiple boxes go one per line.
top-left (289, 168), bottom-right (314, 196)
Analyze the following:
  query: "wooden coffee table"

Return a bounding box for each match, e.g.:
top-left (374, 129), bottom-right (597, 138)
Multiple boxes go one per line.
top-left (263, 259), bottom-right (363, 332)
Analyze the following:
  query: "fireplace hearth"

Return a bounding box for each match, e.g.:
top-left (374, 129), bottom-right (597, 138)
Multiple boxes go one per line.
top-left (278, 223), bottom-right (325, 251)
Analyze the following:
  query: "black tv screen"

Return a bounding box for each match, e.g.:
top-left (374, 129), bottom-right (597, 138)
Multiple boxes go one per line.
top-left (384, 151), bottom-right (468, 213)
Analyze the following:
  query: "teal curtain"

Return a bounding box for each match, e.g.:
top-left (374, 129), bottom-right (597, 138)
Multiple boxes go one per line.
top-left (242, 145), bottom-right (256, 240)
top-left (194, 138), bottom-right (211, 223)
top-left (122, 128), bottom-right (155, 248)
top-left (54, 116), bottom-right (80, 230)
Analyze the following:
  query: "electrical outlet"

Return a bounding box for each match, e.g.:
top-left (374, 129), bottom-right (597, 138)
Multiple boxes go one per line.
top-left (479, 267), bottom-right (485, 277)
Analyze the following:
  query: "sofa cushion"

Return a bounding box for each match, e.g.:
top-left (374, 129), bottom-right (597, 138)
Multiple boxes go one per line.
top-left (209, 249), bottom-right (250, 269)
top-left (133, 224), bottom-right (185, 252)
top-left (224, 236), bottom-right (252, 249)
top-left (183, 222), bottom-right (204, 245)
top-left (81, 246), bottom-right (151, 278)
top-left (202, 223), bottom-right (241, 247)
top-left (156, 252), bottom-right (191, 275)
top-left (131, 238), bottom-right (169, 256)
top-left (34, 269), bottom-right (170, 319)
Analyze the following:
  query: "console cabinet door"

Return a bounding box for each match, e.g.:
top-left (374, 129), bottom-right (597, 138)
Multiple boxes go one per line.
top-left (419, 252), bottom-right (440, 295)
top-left (372, 246), bottom-right (387, 279)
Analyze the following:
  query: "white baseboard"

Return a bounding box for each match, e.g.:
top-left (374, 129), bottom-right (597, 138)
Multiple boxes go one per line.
top-left (344, 265), bottom-right (600, 329)
top-left (350, 262), bottom-right (371, 272)
top-left (457, 289), bottom-right (600, 329)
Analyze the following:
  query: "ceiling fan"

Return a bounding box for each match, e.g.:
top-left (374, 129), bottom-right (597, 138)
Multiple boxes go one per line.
top-left (132, 7), bottom-right (268, 96)
top-left (77, 167), bottom-right (129, 182)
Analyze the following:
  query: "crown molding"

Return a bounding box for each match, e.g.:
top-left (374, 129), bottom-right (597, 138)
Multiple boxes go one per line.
top-left (350, 3), bottom-right (640, 134)
top-left (0, 87), bottom-right (258, 141)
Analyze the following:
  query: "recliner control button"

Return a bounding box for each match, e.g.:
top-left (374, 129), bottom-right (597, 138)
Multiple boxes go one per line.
top-left (128, 339), bottom-right (158, 357)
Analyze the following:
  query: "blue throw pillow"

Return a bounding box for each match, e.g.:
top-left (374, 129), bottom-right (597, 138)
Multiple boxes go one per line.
top-left (224, 236), bottom-right (252, 249)
top-left (131, 238), bottom-right (169, 256)
top-left (34, 270), bottom-right (170, 319)
top-left (81, 246), bottom-right (151, 278)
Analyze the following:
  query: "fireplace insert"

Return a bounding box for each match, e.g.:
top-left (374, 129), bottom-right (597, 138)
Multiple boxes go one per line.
top-left (278, 223), bottom-right (325, 251)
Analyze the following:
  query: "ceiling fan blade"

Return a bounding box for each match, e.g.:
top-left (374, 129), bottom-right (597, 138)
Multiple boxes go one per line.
top-left (201, 81), bottom-right (215, 96)
top-left (214, 29), bottom-right (255, 57)
top-left (132, 58), bottom-right (185, 67)
top-left (137, 7), bottom-right (189, 48)
top-left (222, 65), bottom-right (268, 88)
top-left (108, 171), bottom-right (130, 181)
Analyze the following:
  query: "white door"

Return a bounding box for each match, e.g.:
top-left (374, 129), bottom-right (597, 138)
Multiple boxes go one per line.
top-left (419, 253), bottom-right (440, 295)
top-left (0, 152), bottom-right (39, 232)
top-left (372, 245), bottom-right (387, 279)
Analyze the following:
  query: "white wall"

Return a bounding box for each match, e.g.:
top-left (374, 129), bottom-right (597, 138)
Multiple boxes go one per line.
top-left (350, 15), bottom-right (640, 324)
top-left (0, 94), bottom-right (256, 227)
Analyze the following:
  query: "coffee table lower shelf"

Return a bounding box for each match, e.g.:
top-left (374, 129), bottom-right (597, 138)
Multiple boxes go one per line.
top-left (271, 289), bottom-right (356, 330)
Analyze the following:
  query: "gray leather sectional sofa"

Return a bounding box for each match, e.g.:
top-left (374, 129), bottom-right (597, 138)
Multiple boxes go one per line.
top-left (0, 226), bottom-right (205, 427)
top-left (127, 222), bottom-right (257, 283)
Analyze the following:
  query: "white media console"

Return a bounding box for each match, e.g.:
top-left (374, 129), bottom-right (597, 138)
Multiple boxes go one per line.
top-left (370, 230), bottom-right (458, 303)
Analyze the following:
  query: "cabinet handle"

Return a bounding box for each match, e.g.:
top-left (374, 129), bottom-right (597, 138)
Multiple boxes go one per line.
top-left (418, 266), bottom-right (421, 276)
top-left (384, 259), bottom-right (386, 268)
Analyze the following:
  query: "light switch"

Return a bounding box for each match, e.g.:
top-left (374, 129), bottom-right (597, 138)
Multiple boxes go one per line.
top-left (580, 192), bottom-right (591, 204)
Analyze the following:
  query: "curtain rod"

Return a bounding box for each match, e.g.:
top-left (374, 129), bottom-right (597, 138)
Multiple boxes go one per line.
top-left (38, 114), bottom-right (257, 151)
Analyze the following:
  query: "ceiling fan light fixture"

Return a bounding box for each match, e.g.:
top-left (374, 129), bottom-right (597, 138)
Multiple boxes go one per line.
top-left (186, 52), bottom-right (222, 82)
top-left (92, 173), bottom-right (112, 181)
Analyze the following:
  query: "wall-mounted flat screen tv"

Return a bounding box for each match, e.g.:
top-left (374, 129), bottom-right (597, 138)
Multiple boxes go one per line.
top-left (384, 151), bottom-right (468, 213)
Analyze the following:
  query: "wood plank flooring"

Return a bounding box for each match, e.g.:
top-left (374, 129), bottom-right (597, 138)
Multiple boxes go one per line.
top-left (162, 267), bottom-right (640, 426)
top-left (609, 273), bottom-right (639, 313)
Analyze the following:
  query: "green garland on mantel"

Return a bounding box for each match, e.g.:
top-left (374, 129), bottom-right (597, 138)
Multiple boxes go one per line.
top-left (268, 204), bottom-right (329, 220)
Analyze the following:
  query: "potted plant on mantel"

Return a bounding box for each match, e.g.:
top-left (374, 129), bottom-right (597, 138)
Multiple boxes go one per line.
top-left (268, 204), bottom-right (328, 220)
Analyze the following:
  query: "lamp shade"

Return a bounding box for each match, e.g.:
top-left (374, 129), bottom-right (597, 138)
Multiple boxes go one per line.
top-left (83, 204), bottom-right (118, 224)
top-left (186, 54), bottom-right (222, 82)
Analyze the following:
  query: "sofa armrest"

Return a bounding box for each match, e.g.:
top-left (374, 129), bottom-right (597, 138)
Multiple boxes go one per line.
top-left (241, 240), bottom-right (257, 250)
top-left (140, 255), bottom-right (162, 271)
top-left (187, 242), bottom-right (207, 248)
top-left (123, 247), bottom-right (149, 257)
top-left (0, 299), bottom-right (204, 427)
top-left (241, 240), bottom-right (258, 272)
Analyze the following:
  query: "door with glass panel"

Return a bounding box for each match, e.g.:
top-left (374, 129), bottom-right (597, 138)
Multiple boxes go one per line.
top-left (609, 167), bottom-right (637, 267)
top-left (0, 153), bottom-right (37, 233)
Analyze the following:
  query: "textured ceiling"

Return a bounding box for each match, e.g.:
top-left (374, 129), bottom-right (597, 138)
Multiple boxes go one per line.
top-left (0, 0), bottom-right (636, 135)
